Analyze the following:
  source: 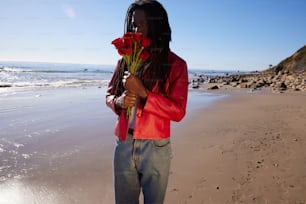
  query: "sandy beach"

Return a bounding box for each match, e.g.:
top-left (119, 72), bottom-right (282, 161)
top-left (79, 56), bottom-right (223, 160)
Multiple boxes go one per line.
top-left (167, 88), bottom-right (306, 204)
top-left (1, 86), bottom-right (305, 204)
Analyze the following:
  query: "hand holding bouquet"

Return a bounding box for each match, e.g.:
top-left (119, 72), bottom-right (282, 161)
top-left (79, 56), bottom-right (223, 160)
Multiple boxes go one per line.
top-left (111, 32), bottom-right (151, 117)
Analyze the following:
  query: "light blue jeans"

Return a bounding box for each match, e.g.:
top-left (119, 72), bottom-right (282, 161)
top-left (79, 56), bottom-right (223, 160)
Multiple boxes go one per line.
top-left (114, 133), bottom-right (172, 204)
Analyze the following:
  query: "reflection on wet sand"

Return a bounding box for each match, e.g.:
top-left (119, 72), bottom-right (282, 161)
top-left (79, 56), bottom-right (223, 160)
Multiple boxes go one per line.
top-left (0, 179), bottom-right (60, 204)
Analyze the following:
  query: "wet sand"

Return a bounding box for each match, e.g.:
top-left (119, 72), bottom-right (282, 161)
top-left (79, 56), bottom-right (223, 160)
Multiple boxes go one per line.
top-left (1, 87), bottom-right (306, 204)
top-left (0, 87), bottom-right (116, 203)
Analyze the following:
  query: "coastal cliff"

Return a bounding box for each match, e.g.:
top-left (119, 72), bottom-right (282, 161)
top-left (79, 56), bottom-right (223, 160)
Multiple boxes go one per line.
top-left (267, 45), bottom-right (306, 74)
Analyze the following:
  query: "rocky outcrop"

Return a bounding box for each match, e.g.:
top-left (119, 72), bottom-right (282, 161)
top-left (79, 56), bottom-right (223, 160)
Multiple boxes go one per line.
top-left (209, 71), bottom-right (306, 92)
top-left (205, 45), bottom-right (306, 92)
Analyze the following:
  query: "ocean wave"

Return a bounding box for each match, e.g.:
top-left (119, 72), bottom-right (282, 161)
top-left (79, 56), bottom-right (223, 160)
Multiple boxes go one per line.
top-left (0, 66), bottom-right (113, 74)
top-left (0, 62), bottom-right (113, 95)
top-left (0, 79), bottom-right (110, 89)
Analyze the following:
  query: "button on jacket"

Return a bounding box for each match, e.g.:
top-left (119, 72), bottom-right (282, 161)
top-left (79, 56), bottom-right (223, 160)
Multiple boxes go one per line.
top-left (106, 51), bottom-right (188, 140)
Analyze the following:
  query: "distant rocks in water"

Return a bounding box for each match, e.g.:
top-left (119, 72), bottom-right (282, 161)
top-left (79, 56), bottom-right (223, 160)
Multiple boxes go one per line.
top-left (189, 74), bottom-right (207, 89)
top-left (0, 84), bottom-right (12, 88)
top-left (191, 83), bottom-right (200, 89)
top-left (208, 85), bottom-right (219, 90)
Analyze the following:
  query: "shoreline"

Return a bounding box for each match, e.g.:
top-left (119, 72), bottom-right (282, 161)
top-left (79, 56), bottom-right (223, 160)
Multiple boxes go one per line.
top-left (0, 86), bottom-right (225, 204)
top-left (1, 87), bottom-right (305, 203)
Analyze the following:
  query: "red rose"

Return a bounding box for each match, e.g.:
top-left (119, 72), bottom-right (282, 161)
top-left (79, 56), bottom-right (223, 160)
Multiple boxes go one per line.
top-left (139, 50), bottom-right (150, 61)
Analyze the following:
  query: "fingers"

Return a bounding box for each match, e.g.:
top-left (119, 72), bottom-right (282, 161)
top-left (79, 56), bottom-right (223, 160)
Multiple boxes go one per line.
top-left (122, 73), bottom-right (135, 90)
top-left (116, 90), bottom-right (136, 109)
top-left (122, 72), bottom-right (146, 99)
top-left (125, 90), bottom-right (137, 98)
top-left (124, 91), bottom-right (137, 108)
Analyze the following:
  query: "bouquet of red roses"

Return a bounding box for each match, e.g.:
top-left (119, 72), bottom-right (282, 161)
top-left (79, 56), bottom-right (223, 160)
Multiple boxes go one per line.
top-left (111, 32), bottom-right (151, 117)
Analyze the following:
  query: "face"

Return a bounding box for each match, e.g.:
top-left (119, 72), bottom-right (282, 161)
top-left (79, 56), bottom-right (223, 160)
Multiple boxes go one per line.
top-left (131, 9), bottom-right (148, 37)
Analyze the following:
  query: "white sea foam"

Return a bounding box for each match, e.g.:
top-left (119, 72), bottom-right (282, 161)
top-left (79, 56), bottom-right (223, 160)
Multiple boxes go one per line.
top-left (1, 66), bottom-right (33, 72)
top-left (13, 143), bottom-right (24, 148)
top-left (22, 154), bottom-right (31, 159)
top-left (0, 62), bottom-right (114, 96)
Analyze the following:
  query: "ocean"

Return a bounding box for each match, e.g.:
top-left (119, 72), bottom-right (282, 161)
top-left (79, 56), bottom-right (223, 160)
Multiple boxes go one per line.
top-left (0, 61), bottom-right (114, 96)
top-left (0, 61), bottom-right (240, 97)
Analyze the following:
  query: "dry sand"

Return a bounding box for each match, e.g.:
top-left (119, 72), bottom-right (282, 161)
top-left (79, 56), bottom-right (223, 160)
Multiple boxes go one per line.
top-left (1, 87), bottom-right (305, 204)
top-left (166, 89), bottom-right (306, 204)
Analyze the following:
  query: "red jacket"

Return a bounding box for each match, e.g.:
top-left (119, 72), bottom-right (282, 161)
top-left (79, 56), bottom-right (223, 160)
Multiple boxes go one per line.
top-left (106, 51), bottom-right (188, 140)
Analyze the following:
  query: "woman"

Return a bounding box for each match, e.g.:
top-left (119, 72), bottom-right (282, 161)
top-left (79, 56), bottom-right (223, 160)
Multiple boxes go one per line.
top-left (106, 0), bottom-right (188, 203)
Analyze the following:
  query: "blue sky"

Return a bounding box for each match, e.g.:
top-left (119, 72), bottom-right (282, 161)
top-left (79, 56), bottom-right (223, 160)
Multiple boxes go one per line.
top-left (0, 0), bottom-right (305, 71)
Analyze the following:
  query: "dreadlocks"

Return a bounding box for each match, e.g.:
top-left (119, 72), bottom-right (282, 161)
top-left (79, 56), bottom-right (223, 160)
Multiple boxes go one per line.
top-left (118, 0), bottom-right (172, 95)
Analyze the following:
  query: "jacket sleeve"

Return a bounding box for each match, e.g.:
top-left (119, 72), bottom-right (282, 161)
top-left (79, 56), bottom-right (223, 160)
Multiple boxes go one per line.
top-left (143, 58), bottom-right (188, 122)
top-left (105, 60), bottom-right (122, 116)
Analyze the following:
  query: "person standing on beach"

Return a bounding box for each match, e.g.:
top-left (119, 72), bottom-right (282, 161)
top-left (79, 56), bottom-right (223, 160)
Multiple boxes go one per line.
top-left (106, 0), bottom-right (188, 203)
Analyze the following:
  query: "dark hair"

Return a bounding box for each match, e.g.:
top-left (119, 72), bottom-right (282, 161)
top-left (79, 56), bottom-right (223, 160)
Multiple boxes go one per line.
top-left (123, 0), bottom-right (172, 94)
top-left (125, 0), bottom-right (171, 51)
